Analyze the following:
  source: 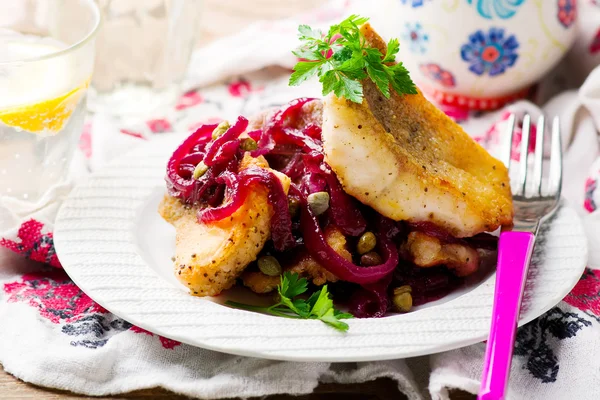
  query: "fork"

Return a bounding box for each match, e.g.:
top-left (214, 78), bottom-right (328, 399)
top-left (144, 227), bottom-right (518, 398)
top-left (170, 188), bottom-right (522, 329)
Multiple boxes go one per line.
top-left (478, 114), bottom-right (562, 400)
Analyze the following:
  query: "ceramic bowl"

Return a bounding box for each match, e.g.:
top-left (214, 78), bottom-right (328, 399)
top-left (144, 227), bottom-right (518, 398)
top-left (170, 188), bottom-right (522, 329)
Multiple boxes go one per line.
top-left (394, 0), bottom-right (578, 110)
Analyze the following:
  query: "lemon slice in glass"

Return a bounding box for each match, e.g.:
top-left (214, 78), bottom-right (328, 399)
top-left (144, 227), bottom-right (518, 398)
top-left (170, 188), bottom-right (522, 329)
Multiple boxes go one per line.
top-left (0, 81), bottom-right (88, 135)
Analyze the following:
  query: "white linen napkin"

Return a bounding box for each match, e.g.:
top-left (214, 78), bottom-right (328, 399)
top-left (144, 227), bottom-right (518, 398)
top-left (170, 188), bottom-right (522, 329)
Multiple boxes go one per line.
top-left (1, 1), bottom-right (600, 399)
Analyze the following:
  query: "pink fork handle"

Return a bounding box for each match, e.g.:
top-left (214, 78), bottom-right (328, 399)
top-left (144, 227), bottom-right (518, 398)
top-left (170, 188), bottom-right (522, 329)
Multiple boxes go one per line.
top-left (478, 231), bottom-right (535, 400)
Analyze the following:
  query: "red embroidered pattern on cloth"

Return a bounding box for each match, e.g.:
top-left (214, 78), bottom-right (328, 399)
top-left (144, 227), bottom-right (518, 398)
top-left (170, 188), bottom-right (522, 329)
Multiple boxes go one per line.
top-left (584, 177), bottom-right (598, 213)
top-left (188, 117), bottom-right (224, 133)
top-left (482, 111), bottom-right (537, 159)
top-left (0, 219), bottom-right (61, 268)
top-left (2, 268), bottom-right (181, 349)
top-left (228, 78), bottom-right (264, 97)
top-left (3, 270), bottom-right (105, 323)
top-left (564, 268), bottom-right (600, 321)
top-left (175, 89), bottom-right (204, 110)
top-left (228, 79), bottom-right (253, 97)
top-left (130, 326), bottom-right (182, 350)
top-left (120, 128), bottom-right (146, 140)
top-left (147, 118), bottom-right (173, 133)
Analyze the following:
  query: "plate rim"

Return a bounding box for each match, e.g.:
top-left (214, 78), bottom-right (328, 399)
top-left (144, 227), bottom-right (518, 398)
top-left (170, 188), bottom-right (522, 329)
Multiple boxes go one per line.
top-left (54, 136), bottom-right (588, 362)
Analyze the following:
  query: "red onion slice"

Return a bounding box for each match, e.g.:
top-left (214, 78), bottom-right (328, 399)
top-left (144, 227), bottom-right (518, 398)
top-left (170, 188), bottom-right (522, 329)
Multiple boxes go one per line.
top-left (209, 139), bottom-right (241, 165)
top-left (299, 203), bottom-right (398, 285)
top-left (197, 167), bottom-right (295, 251)
top-left (166, 123), bottom-right (217, 199)
top-left (204, 116), bottom-right (248, 166)
top-left (251, 98), bottom-right (317, 158)
top-left (348, 274), bottom-right (393, 318)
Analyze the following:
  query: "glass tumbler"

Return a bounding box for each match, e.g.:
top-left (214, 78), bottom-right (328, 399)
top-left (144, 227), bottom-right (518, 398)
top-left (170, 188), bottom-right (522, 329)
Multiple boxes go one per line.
top-left (87, 0), bottom-right (202, 115)
top-left (0, 0), bottom-right (100, 205)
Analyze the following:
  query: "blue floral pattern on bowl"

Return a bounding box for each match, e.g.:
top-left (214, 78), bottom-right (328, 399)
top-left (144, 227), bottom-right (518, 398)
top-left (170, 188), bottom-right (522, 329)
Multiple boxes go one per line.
top-left (466, 0), bottom-right (526, 19)
top-left (402, 22), bottom-right (429, 54)
top-left (557, 0), bottom-right (577, 28)
top-left (461, 27), bottom-right (519, 76)
top-left (399, 0), bottom-right (430, 7)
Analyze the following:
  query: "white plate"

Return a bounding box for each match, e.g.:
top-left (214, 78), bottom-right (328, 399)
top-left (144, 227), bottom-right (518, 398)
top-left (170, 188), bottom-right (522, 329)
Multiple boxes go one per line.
top-left (54, 135), bottom-right (588, 362)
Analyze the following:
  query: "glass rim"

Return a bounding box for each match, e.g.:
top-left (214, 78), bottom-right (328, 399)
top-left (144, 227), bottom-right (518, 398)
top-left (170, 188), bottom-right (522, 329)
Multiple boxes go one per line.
top-left (0, 0), bottom-right (101, 67)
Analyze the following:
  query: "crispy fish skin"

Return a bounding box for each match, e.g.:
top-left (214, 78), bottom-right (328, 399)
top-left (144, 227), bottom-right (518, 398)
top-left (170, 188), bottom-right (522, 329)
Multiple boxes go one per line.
top-left (159, 154), bottom-right (290, 296)
top-left (321, 24), bottom-right (513, 238)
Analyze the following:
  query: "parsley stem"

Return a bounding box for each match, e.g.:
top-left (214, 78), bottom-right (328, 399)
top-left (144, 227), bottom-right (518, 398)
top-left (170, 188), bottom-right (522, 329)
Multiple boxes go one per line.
top-left (225, 301), bottom-right (301, 319)
top-left (267, 309), bottom-right (303, 319)
top-left (225, 301), bottom-right (269, 313)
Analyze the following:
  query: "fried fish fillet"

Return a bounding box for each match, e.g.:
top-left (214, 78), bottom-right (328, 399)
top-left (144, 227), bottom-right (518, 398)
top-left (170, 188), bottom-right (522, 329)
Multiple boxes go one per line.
top-left (401, 232), bottom-right (480, 277)
top-left (159, 154), bottom-right (290, 296)
top-left (321, 24), bottom-right (513, 238)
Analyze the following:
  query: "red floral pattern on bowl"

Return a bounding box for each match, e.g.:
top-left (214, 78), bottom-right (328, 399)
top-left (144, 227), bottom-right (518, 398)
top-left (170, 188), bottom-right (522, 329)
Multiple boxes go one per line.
top-left (420, 84), bottom-right (530, 111)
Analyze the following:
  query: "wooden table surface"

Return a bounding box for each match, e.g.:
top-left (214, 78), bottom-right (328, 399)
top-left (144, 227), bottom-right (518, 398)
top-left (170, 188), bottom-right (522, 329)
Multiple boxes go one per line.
top-left (0, 1), bottom-right (475, 398)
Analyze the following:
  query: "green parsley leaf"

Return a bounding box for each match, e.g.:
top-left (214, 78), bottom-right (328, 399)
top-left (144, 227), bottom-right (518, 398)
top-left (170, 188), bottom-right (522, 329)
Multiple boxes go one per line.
top-left (320, 308), bottom-right (350, 331)
top-left (337, 52), bottom-right (367, 75)
top-left (328, 14), bottom-right (368, 41)
top-left (289, 15), bottom-right (416, 103)
top-left (335, 75), bottom-right (363, 103)
top-left (305, 290), bottom-right (321, 309)
top-left (298, 24), bottom-right (322, 40)
top-left (386, 62), bottom-right (417, 95)
top-left (310, 286), bottom-right (333, 318)
top-left (383, 38), bottom-right (400, 63)
top-left (226, 272), bottom-right (353, 332)
top-left (292, 48), bottom-right (321, 60)
top-left (364, 48), bottom-right (391, 98)
top-left (289, 61), bottom-right (324, 87)
top-left (334, 310), bottom-right (355, 320)
top-left (332, 46), bottom-right (353, 63)
top-left (320, 70), bottom-right (363, 103)
top-left (279, 271), bottom-right (308, 299)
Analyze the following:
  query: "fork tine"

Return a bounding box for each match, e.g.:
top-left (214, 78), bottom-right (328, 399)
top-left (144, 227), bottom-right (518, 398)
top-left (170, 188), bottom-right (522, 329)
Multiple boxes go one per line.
top-left (502, 114), bottom-right (516, 169)
top-left (518, 115), bottom-right (531, 196)
top-left (532, 115), bottom-right (545, 196)
top-left (548, 116), bottom-right (562, 197)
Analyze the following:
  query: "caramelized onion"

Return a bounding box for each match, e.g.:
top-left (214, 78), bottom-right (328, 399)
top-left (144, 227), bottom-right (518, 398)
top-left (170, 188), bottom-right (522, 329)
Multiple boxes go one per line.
top-left (299, 203), bottom-right (398, 285)
top-left (348, 275), bottom-right (393, 318)
top-left (197, 167), bottom-right (295, 251)
top-left (203, 117), bottom-right (248, 166)
top-left (166, 123), bottom-right (216, 199)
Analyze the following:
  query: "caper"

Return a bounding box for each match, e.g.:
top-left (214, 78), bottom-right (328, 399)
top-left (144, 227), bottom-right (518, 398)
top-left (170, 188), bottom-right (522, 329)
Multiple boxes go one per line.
top-left (272, 291), bottom-right (281, 303)
top-left (192, 161), bottom-right (209, 179)
top-left (240, 138), bottom-right (258, 151)
top-left (288, 197), bottom-right (300, 217)
top-left (360, 251), bottom-right (382, 266)
top-left (357, 231), bottom-right (377, 254)
top-left (212, 121), bottom-right (230, 140)
top-left (307, 191), bottom-right (330, 216)
top-left (392, 285), bottom-right (412, 313)
top-left (257, 255), bottom-right (282, 277)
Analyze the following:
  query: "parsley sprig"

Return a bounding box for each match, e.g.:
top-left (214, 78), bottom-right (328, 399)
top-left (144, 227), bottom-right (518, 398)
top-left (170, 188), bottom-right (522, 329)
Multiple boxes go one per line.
top-left (226, 272), bottom-right (353, 332)
top-left (289, 15), bottom-right (417, 103)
